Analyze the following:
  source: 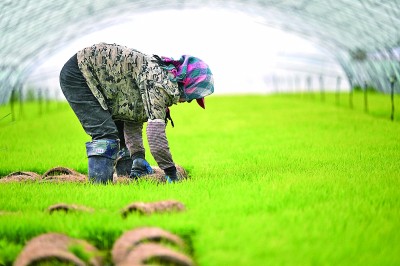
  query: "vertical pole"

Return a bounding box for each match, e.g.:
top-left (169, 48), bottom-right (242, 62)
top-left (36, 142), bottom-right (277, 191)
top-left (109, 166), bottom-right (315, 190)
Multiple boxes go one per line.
top-left (347, 73), bottom-right (354, 109)
top-left (319, 75), bottom-right (325, 102)
top-left (289, 76), bottom-right (294, 93)
top-left (45, 88), bottom-right (50, 113)
top-left (295, 76), bottom-right (301, 97)
top-left (307, 76), bottom-right (313, 99)
top-left (363, 81), bottom-right (368, 113)
top-left (285, 77), bottom-right (290, 93)
top-left (10, 89), bottom-right (15, 122)
top-left (19, 86), bottom-right (24, 119)
top-left (272, 75), bottom-right (278, 93)
top-left (295, 76), bottom-right (300, 91)
top-left (390, 76), bottom-right (396, 121)
top-left (56, 89), bottom-right (61, 110)
top-left (38, 88), bottom-right (43, 116)
top-left (349, 86), bottom-right (354, 109)
top-left (336, 76), bottom-right (341, 105)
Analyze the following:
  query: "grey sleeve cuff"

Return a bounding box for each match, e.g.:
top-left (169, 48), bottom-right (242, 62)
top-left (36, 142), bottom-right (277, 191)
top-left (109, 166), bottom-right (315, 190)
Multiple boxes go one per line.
top-left (146, 119), bottom-right (175, 170)
top-left (124, 121), bottom-right (145, 158)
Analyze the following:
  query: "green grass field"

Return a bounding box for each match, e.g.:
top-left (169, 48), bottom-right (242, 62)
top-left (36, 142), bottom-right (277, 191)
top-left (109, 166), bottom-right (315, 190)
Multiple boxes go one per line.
top-left (0, 92), bottom-right (400, 265)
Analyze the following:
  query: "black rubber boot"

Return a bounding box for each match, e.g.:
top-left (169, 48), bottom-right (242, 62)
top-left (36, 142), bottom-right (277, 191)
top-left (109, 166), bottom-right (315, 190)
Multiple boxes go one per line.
top-left (86, 139), bottom-right (119, 184)
top-left (130, 158), bottom-right (154, 179)
top-left (115, 147), bottom-right (133, 177)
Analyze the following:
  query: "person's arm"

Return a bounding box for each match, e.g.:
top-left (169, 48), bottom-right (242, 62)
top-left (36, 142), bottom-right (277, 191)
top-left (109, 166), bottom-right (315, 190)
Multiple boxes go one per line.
top-left (146, 119), bottom-right (176, 175)
top-left (135, 57), bottom-right (181, 179)
top-left (137, 76), bottom-right (177, 178)
top-left (123, 121), bottom-right (145, 160)
top-left (139, 82), bottom-right (177, 176)
top-left (124, 121), bottom-right (155, 178)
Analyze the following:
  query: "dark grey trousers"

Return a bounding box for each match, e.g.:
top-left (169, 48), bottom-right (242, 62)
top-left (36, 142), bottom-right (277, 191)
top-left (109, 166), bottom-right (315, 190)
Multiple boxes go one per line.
top-left (59, 54), bottom-right (125, 146)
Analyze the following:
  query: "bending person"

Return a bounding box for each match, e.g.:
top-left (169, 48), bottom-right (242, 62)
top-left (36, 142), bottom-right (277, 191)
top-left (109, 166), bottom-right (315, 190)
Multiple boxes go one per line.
top-left (59, 43), bottom-right (214, 183)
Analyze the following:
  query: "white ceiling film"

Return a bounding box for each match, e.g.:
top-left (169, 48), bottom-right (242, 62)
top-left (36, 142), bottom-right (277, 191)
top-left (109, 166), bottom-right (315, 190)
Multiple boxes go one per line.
top-left (1, 0), bottom-right (400, 102)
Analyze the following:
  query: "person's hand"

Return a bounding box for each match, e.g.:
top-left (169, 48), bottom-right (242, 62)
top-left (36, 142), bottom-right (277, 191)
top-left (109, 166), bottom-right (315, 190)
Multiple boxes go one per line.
top-left (164, 166), bottom-right (179, 183)
top-left (129, 158), bottom-right (153, 179)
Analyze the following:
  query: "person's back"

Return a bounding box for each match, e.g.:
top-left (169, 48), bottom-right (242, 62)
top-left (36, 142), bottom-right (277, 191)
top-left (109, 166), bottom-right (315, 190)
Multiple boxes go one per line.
top-left (77, 43), bottom-right (179, 122)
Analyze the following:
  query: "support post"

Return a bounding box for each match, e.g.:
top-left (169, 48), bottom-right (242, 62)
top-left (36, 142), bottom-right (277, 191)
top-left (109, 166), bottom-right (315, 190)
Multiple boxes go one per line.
top-left (349, 87), bottom-right (354, 109)
top-left (390, 75), bottom-right (397, 121)
top-left (307, 76), bottom-right (313, 99)
top-left (10, 89), bottom-right (15, 122)
top-left (38, 88), bottom-right (43, 116)
top-left (319, 75), bottom-right (325, 102)
top-left (336, 76), bottom-right (341, 105)
top-left (363, 81), bottom-right (368, 113)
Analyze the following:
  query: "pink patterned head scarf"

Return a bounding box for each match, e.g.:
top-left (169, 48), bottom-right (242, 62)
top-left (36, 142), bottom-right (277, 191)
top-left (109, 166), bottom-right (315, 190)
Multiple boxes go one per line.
top-left (159, 55), bottom-right (214, 109)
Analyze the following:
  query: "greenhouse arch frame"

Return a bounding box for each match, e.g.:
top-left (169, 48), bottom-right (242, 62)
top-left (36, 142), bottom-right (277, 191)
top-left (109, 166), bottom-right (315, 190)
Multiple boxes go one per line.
top-left (1, 0), bottom-right (400, 103)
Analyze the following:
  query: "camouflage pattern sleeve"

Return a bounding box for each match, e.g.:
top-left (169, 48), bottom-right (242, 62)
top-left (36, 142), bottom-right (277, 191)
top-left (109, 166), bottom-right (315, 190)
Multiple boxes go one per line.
top-left (137, 59), bottom-right (180, 120)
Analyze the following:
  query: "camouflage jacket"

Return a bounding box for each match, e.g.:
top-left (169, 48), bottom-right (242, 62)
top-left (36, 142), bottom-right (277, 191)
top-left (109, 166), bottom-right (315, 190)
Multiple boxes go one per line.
top-left (77, 43), bottom-right (180, 122)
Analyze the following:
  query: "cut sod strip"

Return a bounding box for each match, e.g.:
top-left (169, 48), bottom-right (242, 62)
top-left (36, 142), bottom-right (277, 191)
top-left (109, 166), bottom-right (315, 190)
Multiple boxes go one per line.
top-left (42, 166), bottom-right (86, 182)
top-left (0, 171), bottom-right (40, 182)
top-left (47, 203), bottom-right (94, 214)
top-left (13, 233), bottom-right (102, 266)
top-left (115, 165), bottom-right (188, 184)
top-left (0, 167), bottom-right (86, 183)
top-left (0, 165), bottom-right (188, 184)
top-left (121, 200), bottom-right (186, 217)
top-left (117, 243), bottom-right (194, 266)
top-left (112, 227), bottom-right (190, 266)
